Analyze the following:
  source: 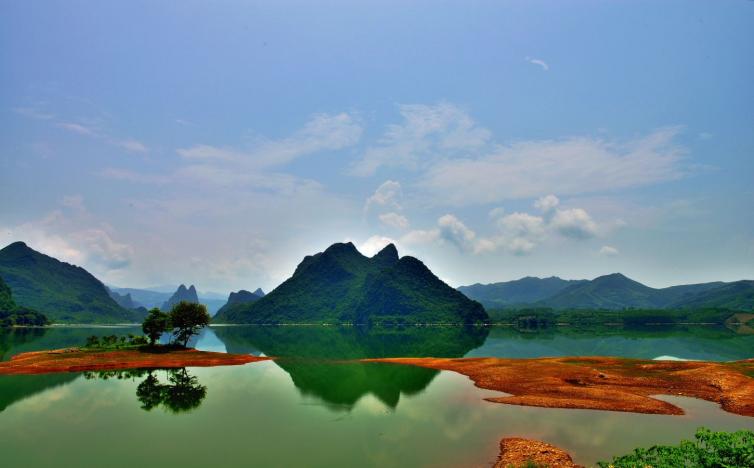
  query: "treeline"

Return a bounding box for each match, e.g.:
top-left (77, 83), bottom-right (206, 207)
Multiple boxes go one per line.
top-left (487, 307), bottom-right (740, 328)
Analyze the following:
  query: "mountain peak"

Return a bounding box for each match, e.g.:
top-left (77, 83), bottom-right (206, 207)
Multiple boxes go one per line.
top-left (372, 243), bottom-right (399, 267)
top-left (253, 288), bottom-right (265, 297)
top-left (324, 242), bottom-right (361, 256)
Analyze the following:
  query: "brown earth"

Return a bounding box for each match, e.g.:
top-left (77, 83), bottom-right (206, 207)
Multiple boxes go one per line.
top-left (0, 347), bottom-right (269, 374)
top-left (364, 356), bottom-right (754, 416)
top-left (494, 438), bottom-right (582, 468)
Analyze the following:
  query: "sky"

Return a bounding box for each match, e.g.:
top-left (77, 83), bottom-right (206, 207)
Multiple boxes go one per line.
top-left (1, 0), bottom-right (753, 294)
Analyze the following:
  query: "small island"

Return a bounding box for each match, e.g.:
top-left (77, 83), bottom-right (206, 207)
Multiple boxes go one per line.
top-left (0, 301), bottom-right (269, 375)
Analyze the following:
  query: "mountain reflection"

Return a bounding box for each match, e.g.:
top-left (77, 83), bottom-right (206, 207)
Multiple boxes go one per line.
top-left (84, 368), bottom-right (207, 413)
top-left (212, 325), bottom-right (488, 411)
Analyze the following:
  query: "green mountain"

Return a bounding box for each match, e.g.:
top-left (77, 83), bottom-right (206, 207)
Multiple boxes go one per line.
top-left (669, 280), bottom-right (754, 310)
top-left (0, 275), bottom-right (48, 326)
top-left (459, 273), bottom-right (752, 313)
top-left (161, 284), bottom-right (199, 311)
top-left (539, 273), bottom-right (660, 309)
top-left (215, 289), bottom-right (263, 317)
top-left (0, 241), bottom-right (144, 323)
top-left (539, 274), bottom-right (752, 311)
top-left (458, 276), bottom-right (588, 308)
top-left (214, 242), bottom-right (488, 325)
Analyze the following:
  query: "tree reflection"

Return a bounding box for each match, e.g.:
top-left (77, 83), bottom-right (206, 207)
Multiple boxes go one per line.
top-left (85, 368), bottom-right (207, 413)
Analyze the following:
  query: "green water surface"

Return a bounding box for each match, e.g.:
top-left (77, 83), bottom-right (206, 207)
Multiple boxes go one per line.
top-left (0, 325), bottom-right (752, 467)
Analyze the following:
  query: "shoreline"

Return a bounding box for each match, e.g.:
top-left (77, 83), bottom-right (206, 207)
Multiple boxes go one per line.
top-left (364, 356), bottom-right (754, 417)
top-left (0, 347), bottom-right (270, 375)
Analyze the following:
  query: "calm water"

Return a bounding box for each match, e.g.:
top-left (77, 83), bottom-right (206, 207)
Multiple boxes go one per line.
top-left (1, 325), bottom-right (753, 467)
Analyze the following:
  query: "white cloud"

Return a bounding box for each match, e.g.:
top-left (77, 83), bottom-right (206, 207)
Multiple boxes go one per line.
top-left (365, 180), bottom-right (403, 212)
top-left (599, 245), bottom-right (620, 256)
top-left (550, 208), bottom-right (598, 239)
top-left (525, 56), bottom-right (549, 71)
top-left (0, 198), bottom-right (133, 272)
top-left (488, 207), bottom-right (506, 219)
top-left (358, 235), bottom-right (397, 257)
top-left (400, 228), bottom-right (440, 246)
top-left (398, 196), bottom-right (603, 256)
top-left (114, 139), bottom-right (149, 153)
top-left (420, 127), bottom-right (685, 205)
top-left (13, 106), bottom-right (54, 120)
top-left (57, 122), bottom-right (98, 136)
top-left (534, 194), bottom-right (560, 213)
top-left (350, 103), bottom-right (491, 176)
top-left (379, 212), bottom-right (409, 229)
top-left (437, 214), bottom-right (477, 252)
top-left (99, 168), bottom-right (171, 184)
top-left (177, 112), bottom-right (362, 169)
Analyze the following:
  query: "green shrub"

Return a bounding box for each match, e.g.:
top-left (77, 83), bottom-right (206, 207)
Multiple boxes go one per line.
top-left (599, 428), bottom-right (754, 467)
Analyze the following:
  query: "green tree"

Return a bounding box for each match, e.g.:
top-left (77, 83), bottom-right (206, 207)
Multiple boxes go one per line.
top-left (142, 308), bottom-right (170, 346)
top-left (168, 302), bottom-right (210, 347)
top-left (85, 335), bottom-right (100, 348)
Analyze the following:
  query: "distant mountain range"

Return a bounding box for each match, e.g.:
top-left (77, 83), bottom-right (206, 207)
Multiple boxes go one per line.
top-left (109, 285), bottom-right (232, 315)
top-left (459, 273), bottom-right (754, 311)
top-left (214, 242), bottom-right (488, 325)
top-left (215, 289), bottom-right (265, 317)
top-left (0, 242), bottom-right (143, 323)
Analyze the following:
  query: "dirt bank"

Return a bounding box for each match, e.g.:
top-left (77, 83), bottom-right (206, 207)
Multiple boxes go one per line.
top-left (364, 356), bottom-right (754, 416)
top-left (0, 347), bottom-right (269, 374)
top-left (494, 437), bottom-right (582, 468)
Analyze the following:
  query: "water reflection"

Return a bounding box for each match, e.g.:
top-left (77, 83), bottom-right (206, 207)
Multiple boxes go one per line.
top-left (84, 368), bottom-right (207, 413)
top-left (212, 325), bottom-right (488, 410)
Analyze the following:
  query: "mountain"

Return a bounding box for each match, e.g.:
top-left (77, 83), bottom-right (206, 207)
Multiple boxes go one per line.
top-left (161, 284), bottom-right (199, 311)
top-left (458, 276), bottom-right (588, 308)
top-left (107, 288), bottom-right (140, 309)
top-left (108, 287), bottom-right (171, 309)
top-left (539, 274), bottom-right (752, 311)
top-left (539, 273), bottom-right (660, 309)
top-left (213, 242), bottom-right (488, 325)
top-left (215, 289), bottom-right (263, 317)
top-left (669, 280), bottom-right (754, 310)
top-left (0, 242), bottom-right (144, 323)
top-left (0, 275), bottom-right (48, 326)
top-left (458, 272), bottom-right (753, 313)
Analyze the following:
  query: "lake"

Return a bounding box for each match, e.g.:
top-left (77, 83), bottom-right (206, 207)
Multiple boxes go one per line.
top-left (1, 325), bottom-right (753, 467)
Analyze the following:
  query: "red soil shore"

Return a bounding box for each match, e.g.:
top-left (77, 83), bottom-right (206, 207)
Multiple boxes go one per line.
top-left (364, 356), bottom-right (754, 416)
top-left (0, 348), bottom-right (269, 375)
top-left (494, 438), bottom-right (582, 468)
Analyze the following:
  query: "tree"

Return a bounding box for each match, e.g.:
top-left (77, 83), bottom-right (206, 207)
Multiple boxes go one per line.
top-left (168, 301), bottom-right (210, 347)
top-left (85, 335), bottom-right (100, 348)
top-left (142, 308), bottom-right (170, 346)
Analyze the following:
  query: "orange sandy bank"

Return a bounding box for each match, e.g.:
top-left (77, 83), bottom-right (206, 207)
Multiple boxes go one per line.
top-left (0, 348), bottom-right (269, 375)
top-left (364, 356), bottom-right (754, 416)
top-left (494, 438), bottom-right (581, 468)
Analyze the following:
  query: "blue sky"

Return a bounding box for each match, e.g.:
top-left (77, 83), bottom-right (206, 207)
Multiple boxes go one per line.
top-left (1, 1), bottom-right (752, 293)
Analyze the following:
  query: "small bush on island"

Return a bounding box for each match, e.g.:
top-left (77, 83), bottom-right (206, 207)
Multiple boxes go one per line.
top-left (598, 428), bottom-right (754, 468)
top-left (83, 334), bottom-right (148, 349)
